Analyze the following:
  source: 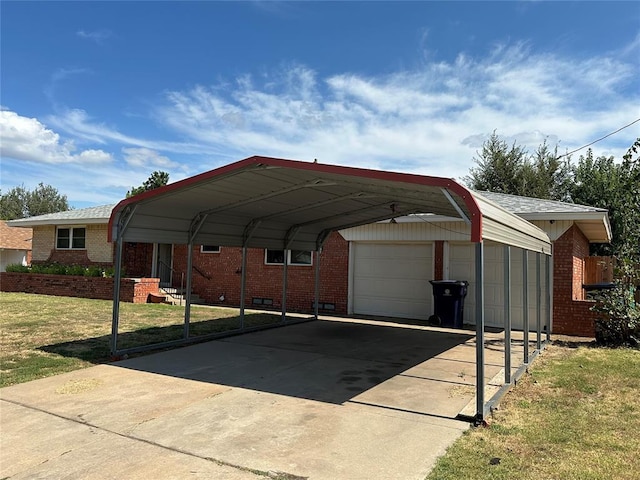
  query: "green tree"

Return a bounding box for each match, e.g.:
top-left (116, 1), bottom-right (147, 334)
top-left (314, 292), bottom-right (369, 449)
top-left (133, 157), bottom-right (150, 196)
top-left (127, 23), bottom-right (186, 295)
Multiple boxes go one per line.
top-left (522, 141), bottom-right (572, 201)
top-left (126, 171), bottom-right (169, 198)
top-left (28, 183), bottom-right (70, 217)
top-left (571, 149), bottom-right (623, 256)
top-left (0, 183), bottom-right (69, 220)
top-left (0, 185), bottom-right (28, 219)
top-left (464, 133), bottom-right (572, 200)
top-left (464, 132), bottom-right (528, 194)
top-left (592, 138), bottom-right (640, 346)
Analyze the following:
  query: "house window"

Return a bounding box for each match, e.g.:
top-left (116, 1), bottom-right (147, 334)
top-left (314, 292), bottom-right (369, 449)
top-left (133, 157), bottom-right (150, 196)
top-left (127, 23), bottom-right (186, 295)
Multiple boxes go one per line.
top-left (265, 249), bottom-right (313, 266)
top-left (56, 227), bottom-right (86, 249)
top-left (201, 245), bottom-right (221, 253)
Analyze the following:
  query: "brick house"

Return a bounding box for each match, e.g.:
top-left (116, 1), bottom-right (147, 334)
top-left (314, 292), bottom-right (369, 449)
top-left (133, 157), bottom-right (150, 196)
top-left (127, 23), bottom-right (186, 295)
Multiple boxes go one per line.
top-left (5, 192), bottom-right (610, 336)
top-left (0, 220), bottom-right (32, 272)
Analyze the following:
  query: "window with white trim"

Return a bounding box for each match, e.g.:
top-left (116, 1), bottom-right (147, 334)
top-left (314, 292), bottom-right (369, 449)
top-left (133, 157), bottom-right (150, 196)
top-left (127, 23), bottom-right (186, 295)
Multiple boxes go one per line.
top-left (56, 227), bottom-right (86, 249)
top-left (200, 245), bottom-right (221, 253)
top-left (265, 249), bottom-right (312, 266)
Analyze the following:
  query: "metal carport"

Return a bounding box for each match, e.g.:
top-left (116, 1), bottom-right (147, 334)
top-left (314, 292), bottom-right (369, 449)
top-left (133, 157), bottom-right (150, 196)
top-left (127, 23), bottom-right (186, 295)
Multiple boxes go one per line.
top-left (108, 155), bottom-right (552, 422)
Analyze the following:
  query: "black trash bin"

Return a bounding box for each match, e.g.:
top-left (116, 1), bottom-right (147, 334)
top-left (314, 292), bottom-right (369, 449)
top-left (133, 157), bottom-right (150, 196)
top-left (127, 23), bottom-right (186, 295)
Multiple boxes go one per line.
top-left (429, 280), bottom-right (469, 328)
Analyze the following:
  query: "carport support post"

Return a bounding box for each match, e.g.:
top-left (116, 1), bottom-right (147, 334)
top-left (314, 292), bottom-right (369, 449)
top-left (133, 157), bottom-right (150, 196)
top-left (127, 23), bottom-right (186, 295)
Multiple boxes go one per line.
top-left (475, 241), bottom-right (485, 422)
top-left (314, 249), bottom-right (321, 320)
top-left (184, 241), bottom-right (194, 339)
top-left (503, 245), bottom-right (512, 384)
top-left (281, 249), bottom-right (289, 323)
top-left (110, 236), bottom-right (124, 355)
top-left (546, 255), bottom-right (552, 342)
top-left (536, 253), bottom-right (542, 351)
top-left (240, 247), bottom-right (247, 328)
top-left (523, 250), bottom-right (529, 364)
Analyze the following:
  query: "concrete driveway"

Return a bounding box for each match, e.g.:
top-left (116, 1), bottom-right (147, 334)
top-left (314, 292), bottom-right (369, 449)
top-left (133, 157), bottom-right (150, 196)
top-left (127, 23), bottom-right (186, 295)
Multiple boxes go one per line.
top-left (1, 317), bottom-right (508, 480)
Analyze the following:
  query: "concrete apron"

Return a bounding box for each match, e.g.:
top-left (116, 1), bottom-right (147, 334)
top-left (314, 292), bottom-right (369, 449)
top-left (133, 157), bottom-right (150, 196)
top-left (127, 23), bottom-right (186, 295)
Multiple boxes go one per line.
top-left (0, 317), bottom-right (512, 480)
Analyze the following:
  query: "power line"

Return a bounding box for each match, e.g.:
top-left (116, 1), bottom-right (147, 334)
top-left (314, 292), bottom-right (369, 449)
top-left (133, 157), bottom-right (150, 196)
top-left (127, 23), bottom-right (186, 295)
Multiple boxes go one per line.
top-left (556, 117), bottom-right (640, 160)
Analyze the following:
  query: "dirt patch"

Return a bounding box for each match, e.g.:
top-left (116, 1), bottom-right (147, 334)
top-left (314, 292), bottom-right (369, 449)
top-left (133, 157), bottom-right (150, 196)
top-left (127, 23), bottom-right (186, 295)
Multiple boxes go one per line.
top-left (55, 378), bottom-right (104, 394)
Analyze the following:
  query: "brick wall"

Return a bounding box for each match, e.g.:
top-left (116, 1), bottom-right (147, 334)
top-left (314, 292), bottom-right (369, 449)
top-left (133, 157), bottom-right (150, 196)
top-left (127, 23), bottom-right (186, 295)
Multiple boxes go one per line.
top-left (552, 224), bottom-right (598, 337)
top-left (31, 224), bottom-right (113, 267)
top-left (166, 231), bottom-right (349, 314)
top-left (123, 242), bottom-right (154, 277)
top-left (86, 225), bottom-right (113, 263)
top-left (0, 272), bottom-right (159, 304)
top-left (32, 226), bottom-right (55, 262)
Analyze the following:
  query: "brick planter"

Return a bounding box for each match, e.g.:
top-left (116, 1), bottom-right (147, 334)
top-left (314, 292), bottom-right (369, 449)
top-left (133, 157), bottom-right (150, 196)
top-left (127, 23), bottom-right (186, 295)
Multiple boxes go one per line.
top-left (0, 272), bottom-right (160, 304)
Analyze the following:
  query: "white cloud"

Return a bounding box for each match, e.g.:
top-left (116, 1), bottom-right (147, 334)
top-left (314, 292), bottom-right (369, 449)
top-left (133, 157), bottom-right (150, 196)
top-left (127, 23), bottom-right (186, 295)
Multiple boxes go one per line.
top-left (122, 147), bottom-right (178, 169)
top-left (48, 108), bottom-right (217, 156)
top-left (76, 29), bottom-right (113, 45)
top-left (150, 44), bottom-right (637, 179)
top-left (0, 110), bottom-right (113, 164)
top-left (39, 41), bottom-right (639, 187)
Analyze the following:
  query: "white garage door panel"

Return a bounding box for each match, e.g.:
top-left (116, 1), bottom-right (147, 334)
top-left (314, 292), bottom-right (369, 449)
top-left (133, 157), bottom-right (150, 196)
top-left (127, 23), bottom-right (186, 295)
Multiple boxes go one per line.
top-left (448, 243), bottom-right (548, 330)
top-left (353, 243), bottom-right (433, 320)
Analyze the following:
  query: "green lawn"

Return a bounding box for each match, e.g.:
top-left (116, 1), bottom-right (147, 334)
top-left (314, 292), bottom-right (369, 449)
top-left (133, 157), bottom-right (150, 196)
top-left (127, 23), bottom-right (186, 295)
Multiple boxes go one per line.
top-left (0, 292), bottom-right (284, 387)
top-left (427, 343), bottom-right (640, 480)
top-left (2, 292), bottom-right (639, 479)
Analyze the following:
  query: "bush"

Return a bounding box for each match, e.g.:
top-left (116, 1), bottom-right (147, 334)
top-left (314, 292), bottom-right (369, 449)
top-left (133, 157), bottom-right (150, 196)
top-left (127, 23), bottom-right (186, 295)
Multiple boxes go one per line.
top-left (594, 285), bottom-right (640, 347)
top-left (85, 266), bottom-right (104, 277)
top-left (66, 265), bottom-right (87, 276)
top-left (3, 263), bottom-right (116, 278)
top-left (5, 264), bottom-right (29, 273)
top-left (593, 256), bottom-right (640, 347)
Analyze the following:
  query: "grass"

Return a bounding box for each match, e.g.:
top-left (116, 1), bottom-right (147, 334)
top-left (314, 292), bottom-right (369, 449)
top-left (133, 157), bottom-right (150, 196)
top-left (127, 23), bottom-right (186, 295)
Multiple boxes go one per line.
top-left (0, 292), bottom-right (287, 388)
top-left (427, 342), bottom-right (640, 480)
top-left (3, 292), bottom-right (639, 479)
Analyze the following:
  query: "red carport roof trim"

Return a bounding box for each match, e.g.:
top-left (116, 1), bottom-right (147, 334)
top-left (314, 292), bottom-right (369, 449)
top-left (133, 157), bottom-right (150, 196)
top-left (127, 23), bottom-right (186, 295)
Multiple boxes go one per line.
top-left (108, 155), bottom-right (483, 243)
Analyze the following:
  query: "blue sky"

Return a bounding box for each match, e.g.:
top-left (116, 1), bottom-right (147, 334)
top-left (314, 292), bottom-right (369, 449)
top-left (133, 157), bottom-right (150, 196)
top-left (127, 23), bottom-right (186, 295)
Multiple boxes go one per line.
top-left (1, 1), bottom-right (639, 208)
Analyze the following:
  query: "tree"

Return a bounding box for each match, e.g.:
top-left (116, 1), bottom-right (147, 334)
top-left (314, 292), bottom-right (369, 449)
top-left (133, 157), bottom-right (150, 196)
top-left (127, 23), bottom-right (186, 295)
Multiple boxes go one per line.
top-left (592, 138), bottom-right (640, 346)
top-left (522, 141), bottom-right (572, 201)
top-left (571, 149), bottom-right (623, 256)
top-left (465, 132), bottom-right (573, 201)
top-left (464, 132), bottom-right (528, 194)
top-left (0, 185), bottom-right (28, 219)
top-left (126, 171), bottom-right (169, 198)
top-left (0, 183), bottom-right (69, 220)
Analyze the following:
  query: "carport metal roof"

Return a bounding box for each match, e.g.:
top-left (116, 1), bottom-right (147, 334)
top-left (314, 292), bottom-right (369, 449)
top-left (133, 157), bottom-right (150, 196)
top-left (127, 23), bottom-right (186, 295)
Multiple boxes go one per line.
top-left (109, 156), bottom-right (551, 254)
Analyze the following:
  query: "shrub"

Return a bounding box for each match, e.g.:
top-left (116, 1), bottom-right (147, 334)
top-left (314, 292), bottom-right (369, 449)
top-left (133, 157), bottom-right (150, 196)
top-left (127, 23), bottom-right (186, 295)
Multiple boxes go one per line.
top-left (593, 282), bottom-right (640, 347)
top-left (5, 264), bottom-right (29, 273)
top-left (4, 263), bottom-right (116, 278)
top-left (85, 266), bottom-right (104, 277)
top-left (67, 265), bottom-right (87, 276)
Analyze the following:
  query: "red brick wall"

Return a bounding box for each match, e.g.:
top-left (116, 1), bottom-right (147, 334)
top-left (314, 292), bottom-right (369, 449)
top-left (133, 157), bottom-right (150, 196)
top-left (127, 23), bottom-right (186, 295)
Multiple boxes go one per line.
top-left (36, 249), bottom-right (111, 268)
top-left (168, 231), bottom-right (349, 314)
top-left (552, 224), bottom-right (598, 336)
top-left (0, 273), bottom-right (159, 304)
top-left (122, 242), bottom-right (154, 277)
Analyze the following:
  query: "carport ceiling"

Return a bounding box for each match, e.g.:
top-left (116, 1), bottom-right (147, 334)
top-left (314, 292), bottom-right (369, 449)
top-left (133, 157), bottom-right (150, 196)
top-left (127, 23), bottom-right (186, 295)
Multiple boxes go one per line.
top-left (109, 156), bottom-right (551, 253)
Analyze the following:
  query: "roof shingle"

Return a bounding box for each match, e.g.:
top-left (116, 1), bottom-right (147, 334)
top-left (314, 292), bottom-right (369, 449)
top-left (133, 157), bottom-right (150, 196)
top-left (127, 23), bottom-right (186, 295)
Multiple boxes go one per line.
top-left (0, 221), bottom-right (32, 250)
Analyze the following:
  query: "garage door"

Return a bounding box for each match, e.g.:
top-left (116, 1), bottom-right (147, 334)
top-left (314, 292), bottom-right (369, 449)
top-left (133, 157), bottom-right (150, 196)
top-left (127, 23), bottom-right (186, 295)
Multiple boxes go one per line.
top-left (352, 243), bottom-right (433, 320)
top-left (448, 243), bottom-right (548, 330)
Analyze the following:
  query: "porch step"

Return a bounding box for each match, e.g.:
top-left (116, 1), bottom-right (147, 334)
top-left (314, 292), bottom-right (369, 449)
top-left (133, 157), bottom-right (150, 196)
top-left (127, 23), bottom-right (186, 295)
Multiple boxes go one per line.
top-left (158, 287), bottom-right (206, 306)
